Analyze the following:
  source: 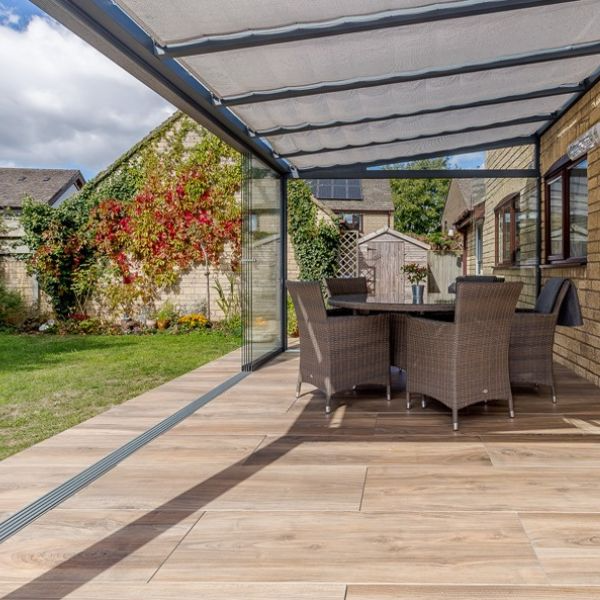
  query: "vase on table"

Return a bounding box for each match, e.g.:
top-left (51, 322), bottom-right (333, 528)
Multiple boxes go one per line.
top-left (412, 284), bottom-right (424, 304)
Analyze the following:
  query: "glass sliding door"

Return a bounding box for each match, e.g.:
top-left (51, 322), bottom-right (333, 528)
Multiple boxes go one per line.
top-left (241, 154), bottom-right (285, 370)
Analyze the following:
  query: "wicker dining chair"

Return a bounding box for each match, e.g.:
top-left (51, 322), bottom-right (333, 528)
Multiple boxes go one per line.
top-left (509, 278), bottom-right (571, 403)
top-left (325, 276), bottom-right (368, 296)
top-left (288, 280), bottom-right (390, 414)
top-left (406, 282), bottom-right (522, 431)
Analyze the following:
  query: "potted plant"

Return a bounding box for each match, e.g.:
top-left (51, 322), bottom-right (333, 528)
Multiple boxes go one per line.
top-left (402, 263), bottom-right (429, 304)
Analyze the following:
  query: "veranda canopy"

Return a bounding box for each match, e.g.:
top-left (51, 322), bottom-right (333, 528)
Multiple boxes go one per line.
top-left (34, 0), bottom-right (600, 175)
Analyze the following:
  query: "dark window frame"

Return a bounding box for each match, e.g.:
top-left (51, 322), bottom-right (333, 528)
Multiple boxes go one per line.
top-left (544, 155), bottom-right (588, 265)
top-left (495, 194), bottom-right (520, 267)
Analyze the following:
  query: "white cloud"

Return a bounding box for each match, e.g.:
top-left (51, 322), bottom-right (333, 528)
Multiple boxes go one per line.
top-left (0, 15), bottom-right (175, 178)
top-left (0, 3), bottom-right (20, 27)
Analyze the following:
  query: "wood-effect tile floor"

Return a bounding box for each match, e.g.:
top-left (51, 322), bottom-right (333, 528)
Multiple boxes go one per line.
top-left (2, 349), bottom-right (600, 599)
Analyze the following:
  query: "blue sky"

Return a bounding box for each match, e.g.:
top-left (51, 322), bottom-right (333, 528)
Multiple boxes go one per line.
top-left (0, 1), bottom-right (485, 178)
top-left (0, 0), bottom-right (174, 179)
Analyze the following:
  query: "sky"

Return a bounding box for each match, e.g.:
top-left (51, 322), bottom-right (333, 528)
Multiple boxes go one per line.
top-left (0, 0), bottom-right (175, 180)
top-left (0, 0), bottom-right (484, 181)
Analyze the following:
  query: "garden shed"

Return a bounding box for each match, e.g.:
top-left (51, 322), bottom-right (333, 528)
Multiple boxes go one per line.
top-left (358, 227), bottom-right (429, 303)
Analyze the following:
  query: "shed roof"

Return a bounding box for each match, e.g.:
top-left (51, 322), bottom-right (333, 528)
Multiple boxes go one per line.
top-left (359, 227), bottom-right (431, 250)
top-left (32, 0), bottom-right (600, 177)
top-left (0, 168), bottom-right (84, 209)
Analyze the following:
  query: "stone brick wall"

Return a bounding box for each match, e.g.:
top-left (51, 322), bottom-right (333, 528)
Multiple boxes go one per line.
top-left (0, 257), bottom-right (39, 306)
top-left (482, 145), bottom-right (538, 308)
top-left (538, 84), bottom-right (600, 385)
top-left (362, 212), bottom-right (391, 234)
top-left (474, 83), bottom-right (600, 385)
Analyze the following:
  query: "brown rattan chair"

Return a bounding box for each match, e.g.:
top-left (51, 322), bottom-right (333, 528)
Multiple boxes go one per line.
top-left (325, 276), bottom-right (368, 296)
top-left (509, 279), bottom-right (571, 403)
top-left (406, 282), bottom-right (523, 431)
top-left (288, 280), bottom-right (390, 414)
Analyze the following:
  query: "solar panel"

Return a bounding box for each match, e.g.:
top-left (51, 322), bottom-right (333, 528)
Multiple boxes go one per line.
top-left (307, 179), bottom-right (362, 200)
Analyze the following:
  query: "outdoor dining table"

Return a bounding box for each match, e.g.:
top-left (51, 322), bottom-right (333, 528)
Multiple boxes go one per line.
top-left (328, 294), bottom-right (455, 315)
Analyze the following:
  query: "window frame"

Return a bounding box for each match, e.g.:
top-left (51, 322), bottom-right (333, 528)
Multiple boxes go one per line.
top-left (474, 219), bottom-right (484, 275)
top-left (495, 194), bottom-right (519, 267)
top-left (340, 213), bottom-right (363, 232)
top-left (544, 155), bottom-right (588, 265)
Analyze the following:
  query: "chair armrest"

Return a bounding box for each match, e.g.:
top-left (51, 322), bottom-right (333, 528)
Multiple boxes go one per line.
top-left (327, 314), bottom-right (389, 349)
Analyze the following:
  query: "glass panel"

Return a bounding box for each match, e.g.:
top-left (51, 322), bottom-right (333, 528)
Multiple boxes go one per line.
top-left (517, 182), bottom-right (538, 264)
top-left (569, 159), bottom-right (588, 258)
top-left (241, 155), bottom-right (283, 370)
top-left (475, 220), bottom-right (483, 275)
top-left (548, 175), bottom-right (563, 257)
top-left (341, 213), bottom-right (361, 231)
top-left (502, 208), bottom-right (512, 264)
top-left (497, 212), bottom-right (503, 265)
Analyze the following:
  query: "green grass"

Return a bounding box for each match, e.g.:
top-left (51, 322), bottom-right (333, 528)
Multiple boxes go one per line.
top-left (0, 330), bottom-right (240, 460)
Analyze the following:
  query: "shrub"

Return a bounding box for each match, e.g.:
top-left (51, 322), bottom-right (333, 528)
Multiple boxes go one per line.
top-left (154, 301), bottom-right (179, 329)
top-left (288, 180), bottom-right (340, 282)
top-left (0, 282), bottom-right (27, 328)
top-left (177, 313), bottom-right (210, 330)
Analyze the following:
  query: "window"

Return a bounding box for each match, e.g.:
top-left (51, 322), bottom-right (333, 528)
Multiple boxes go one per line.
top-left (341, 213), bottom-right (362, 231)
top-left (307, 179), bottom-right (362, 200)
top-left (495, 195), bottom-right (519, 266)
top-left (474, 220), bottom-right (484, 275)
top-left (545, 158), bottom-right (588, 263)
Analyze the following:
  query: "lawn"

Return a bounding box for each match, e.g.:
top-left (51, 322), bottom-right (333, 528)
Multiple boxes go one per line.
top-left (0, 331), bottom-right (240, 459)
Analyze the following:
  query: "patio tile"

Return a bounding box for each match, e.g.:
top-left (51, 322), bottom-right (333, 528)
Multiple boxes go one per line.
top-left (244, 435), bottom-right (491, 466)
top-left (61, 464), bottom-right (366, 512)
top-left (169, 411), bottom-right (377, 436)
top-left (485, 441), bottom-right (600, 467)
top-left (0, 582), bottom-right (346, 599)
top-left (153, 511), bottom-right (546, 584)
top-left (519, 513), bottom-right (600, 585)
top-left (345, 585), bottom-right (600, 599)
top-left (0, 509), bottom-right (200, 584)
top-left (362, 466), bottom-right (600, 512)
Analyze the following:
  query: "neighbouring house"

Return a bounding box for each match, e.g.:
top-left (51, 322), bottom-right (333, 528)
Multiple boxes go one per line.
top-left (0, 168), bottom-right (85, 305)
top-left (307, 178), bottom-right (394, 234)
top-left (458, 79), bottom-right (598, 386)
top-left (442, 179), bottom-right (486, 276)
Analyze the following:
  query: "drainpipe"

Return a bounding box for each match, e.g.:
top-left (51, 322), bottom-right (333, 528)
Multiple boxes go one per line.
top-left (534, 137), bottom-right (542, 298)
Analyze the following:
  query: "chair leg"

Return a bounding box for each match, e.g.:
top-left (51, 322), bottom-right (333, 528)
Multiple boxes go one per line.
top-left (386, 383), bottom-right (392, 402)
top-left (421, 395), bottom-right (427, 409)
top-left (551, 382), bottom-right (558, 404)
top-left (406, 390), bottom-right (411, 410)
top-left (452, 406), bottom-right (459, 432)
top-left (325, 393), bottom-right (332, 415)
top-left (508, 389), bottom-right (515, 419)
top-left (295, 372), bottom-right (302, 399)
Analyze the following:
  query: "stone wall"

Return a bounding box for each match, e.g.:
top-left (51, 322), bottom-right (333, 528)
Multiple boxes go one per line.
top-left (538, 84), bottom-right (600, 385)
top-left (482, 145), bottom-right (538, 308)
top-left (362, 212), bottom-right (391, 234)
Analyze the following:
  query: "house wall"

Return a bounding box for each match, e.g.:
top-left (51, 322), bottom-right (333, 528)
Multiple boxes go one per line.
top-left (473, 83), bottom-right (600, 385)
top-left (362, 212), bottom-right (392, 234)
top-left (537, 84), bottom-right (600, 385)
top-left (481, 145), bottom-right (538, 308)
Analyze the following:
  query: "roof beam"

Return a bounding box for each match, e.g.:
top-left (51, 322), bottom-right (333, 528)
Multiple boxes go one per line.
top-left (282, 114), bottom-right (552, 159)
top-left (157, 0), bottom-right (582, 57)
top-left (256, 84), bottom-right (582, 136)
top-left (298, 168), bottom-right (539, 179)
top-left (294, 135), bottom-right (536, 171)
top-left (223, 40), bottom-right (600, 106)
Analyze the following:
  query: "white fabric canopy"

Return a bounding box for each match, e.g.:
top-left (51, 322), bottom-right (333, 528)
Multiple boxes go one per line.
top-left (108, 0), bottom-right (600, 171)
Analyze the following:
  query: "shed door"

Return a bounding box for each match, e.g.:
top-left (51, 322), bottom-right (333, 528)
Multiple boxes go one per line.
top-left (365, 241), bottom-right (405, 302)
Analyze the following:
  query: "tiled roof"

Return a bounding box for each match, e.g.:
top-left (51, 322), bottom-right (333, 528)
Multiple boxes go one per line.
top-left (0, 168), bottom-right (84, 209)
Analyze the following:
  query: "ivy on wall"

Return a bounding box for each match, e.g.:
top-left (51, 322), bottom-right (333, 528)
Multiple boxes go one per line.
top-left (287, 179), bottom-right (340, 281)
top-left (20, 113), bottom-right (242, 319)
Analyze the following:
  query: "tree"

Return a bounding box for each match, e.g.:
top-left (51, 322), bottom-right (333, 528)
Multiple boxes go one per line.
top-left (390, 158), bottom-right (450, 235)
